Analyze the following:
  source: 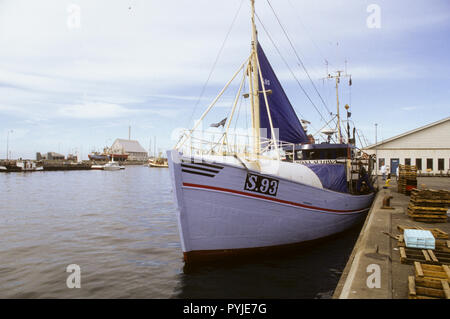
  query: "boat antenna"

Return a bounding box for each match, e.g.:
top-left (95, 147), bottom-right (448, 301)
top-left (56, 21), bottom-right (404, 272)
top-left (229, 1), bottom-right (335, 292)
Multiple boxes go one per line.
top-left (326, 70), bottom-right (351, 144)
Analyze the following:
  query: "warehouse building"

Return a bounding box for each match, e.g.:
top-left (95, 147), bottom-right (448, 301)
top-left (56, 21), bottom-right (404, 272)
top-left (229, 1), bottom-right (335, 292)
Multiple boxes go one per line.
top-left (363, 117), bottom-right (450, 176)
top-left (110, 138), bottom-right (148, 161)
top-left (36, 152), bottom-right (65, 160)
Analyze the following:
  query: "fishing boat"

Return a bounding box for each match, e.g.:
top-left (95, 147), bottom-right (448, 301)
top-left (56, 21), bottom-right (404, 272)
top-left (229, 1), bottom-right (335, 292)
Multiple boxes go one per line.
top-left (16, 160), bottom-right (44, 172)
top-left (148, 155), bottom-right (169, 168)
top-left (88, 153), bottom-right (109, 161)
top-left (167, 0), bottom-right (375, 263)
top-left (148, 161), bottom-right (169, 168)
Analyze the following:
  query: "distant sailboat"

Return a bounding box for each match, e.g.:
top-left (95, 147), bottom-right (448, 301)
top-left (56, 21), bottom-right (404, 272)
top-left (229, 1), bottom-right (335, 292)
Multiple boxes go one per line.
top-left (148, 137), bottom-right (168, 167)
top-left (167, 0), bottom-right (375, 264)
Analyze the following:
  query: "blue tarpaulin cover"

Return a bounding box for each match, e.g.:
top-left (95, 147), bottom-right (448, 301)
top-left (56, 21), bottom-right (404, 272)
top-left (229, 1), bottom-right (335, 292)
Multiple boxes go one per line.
top-left (257, 44), bottom-right (308, 144)
top-left (305, 164), bottom-right (348, 193)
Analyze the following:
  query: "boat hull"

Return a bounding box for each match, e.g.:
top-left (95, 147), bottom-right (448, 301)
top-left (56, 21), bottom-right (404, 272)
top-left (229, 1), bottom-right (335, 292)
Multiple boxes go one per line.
top-left (103, 166), bottom-right (121, 171)
top-left (149, 163), bottom-right (169, 168)
top-left (167, 150), bottom-right (375, 263)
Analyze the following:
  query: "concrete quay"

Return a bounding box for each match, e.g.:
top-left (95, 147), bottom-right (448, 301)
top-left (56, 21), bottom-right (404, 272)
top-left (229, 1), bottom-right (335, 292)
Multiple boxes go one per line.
top-left (333, 177), bottom-right (450, 299)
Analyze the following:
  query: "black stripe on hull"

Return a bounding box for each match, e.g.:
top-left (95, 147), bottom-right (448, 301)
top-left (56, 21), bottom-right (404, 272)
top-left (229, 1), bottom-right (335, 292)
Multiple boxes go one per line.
top-left (181, 169), bottom-right (215, 178)
top-left (182, 159), bottom-right (224, 170)
top-left (181, 163), bottom-right (220, 173)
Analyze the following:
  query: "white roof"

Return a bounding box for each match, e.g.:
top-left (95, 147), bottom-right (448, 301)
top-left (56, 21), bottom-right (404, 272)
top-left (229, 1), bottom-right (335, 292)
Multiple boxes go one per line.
top-left (363, 117), bottom-right (450, 150)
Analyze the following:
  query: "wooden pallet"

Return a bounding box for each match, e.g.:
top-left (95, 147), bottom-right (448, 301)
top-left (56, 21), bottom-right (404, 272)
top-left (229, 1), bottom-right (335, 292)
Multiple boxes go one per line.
top-left (399, 247), bottom-right (450, 265)
top-left (409, 276), bottom-right (450, 299)
top-left (411, 189), bottom-right (450, 201)
top-left (410, 198), bottom-right (450, 207)
top-left (398, 235), bottom-right (450, 253)
top-left (397, 165), bottom-right (417, 195)
top-left (407, 189), bottom-right (449, 223)
top-left (408, 205), bottom-right (448, 213)
top-left (407, 210), bottom-right (448, 223)
top-left (408, 262), bottom-right (450, 299)
top-left (414, 262), bottom-right (450, 281)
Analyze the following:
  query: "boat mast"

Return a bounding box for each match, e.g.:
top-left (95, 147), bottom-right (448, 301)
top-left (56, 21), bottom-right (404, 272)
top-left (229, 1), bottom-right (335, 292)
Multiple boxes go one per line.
top-left (327, 70), bottom-right (350, 144)
top-left (250, 0), bottom-right (260, 155)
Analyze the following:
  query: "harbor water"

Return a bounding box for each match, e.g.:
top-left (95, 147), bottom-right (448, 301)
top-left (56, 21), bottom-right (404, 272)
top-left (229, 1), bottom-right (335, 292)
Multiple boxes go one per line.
top-left (0, 166), bottom-right (363, 298)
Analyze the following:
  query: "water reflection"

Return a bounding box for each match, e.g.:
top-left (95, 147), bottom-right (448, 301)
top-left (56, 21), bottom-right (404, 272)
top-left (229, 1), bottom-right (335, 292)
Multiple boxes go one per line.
top-left (174, 222), bottom-right (363, 299)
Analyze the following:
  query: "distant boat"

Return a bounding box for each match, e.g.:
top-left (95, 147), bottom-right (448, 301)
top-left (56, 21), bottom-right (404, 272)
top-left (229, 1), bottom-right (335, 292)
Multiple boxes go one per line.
top-left (16, 160), bottom-right (43, 172)
top-left (148, 151), bottom-right (168, 168)
top-left (148, 162), bottom-right (169, 168)
top-left (103, 160), bottom-right (124, 171)
top-left (88, 153), bottom-right (109, 161)
top-left (148, 158), bottom-right (168, 168)
top-left (0, 166), bottom-right (6, 171)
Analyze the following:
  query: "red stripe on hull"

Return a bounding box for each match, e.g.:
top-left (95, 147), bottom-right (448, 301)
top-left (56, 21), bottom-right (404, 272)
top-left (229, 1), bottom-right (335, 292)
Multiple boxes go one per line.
top-left (182, 182), bottom-right (369, 214)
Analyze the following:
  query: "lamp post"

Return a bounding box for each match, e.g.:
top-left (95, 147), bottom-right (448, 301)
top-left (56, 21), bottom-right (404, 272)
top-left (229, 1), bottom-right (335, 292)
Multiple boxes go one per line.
top-left (6, 130), bottom-right (13, 161)
top-left (375, 123), bottom-right (378, 188)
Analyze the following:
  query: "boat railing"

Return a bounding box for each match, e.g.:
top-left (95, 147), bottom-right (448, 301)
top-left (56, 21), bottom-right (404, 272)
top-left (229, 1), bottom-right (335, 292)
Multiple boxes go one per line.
top-left (176, 129), bottom-right (297, 162)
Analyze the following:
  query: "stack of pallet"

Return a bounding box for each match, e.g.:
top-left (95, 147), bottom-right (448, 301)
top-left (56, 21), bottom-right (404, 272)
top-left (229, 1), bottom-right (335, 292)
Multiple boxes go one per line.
top-left (407, 189), bottom-right (450, 223)
top-left (408, 262), bottom-right (450, 299)
top-left (397, 164), bottom-right (417, 195)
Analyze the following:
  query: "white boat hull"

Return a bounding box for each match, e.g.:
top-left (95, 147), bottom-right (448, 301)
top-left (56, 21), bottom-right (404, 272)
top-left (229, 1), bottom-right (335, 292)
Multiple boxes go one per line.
top-left (167, 150), bottom-right (375, 263)
top-left (103, 166), bottom-right (121, 171)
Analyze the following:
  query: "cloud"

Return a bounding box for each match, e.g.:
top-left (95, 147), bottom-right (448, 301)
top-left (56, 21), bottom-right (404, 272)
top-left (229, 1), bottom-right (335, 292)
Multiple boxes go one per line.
top-left (1, 0), bottom-right (449, 158)
top-left (401, 106), bottom-right (418, 111)
top-left (57, 102), bottom-right (133, 119)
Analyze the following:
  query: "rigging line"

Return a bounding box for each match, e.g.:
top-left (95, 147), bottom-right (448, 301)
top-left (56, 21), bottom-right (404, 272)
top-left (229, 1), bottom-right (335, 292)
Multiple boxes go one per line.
top-left (265, 0), bottom-right (334, 120)
top-left (286, 0), bottom-right (336, 70)
top-left (186, 0), bottom-right (245, 128)
top-left (232, 69), bottom-right (245, 131)
top-left (255, 13), bottom-right (324, 135)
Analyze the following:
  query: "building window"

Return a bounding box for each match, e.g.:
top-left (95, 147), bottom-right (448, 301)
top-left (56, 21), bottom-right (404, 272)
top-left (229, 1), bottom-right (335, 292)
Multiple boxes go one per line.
top-left (427, 158), bottom-right (433, 170)
top-left (378, 158), bottom-right (385, 169)
top-left (405, 158), bottom-right (411, 166)
top-left (438, 158), bottom-right (444, 171)
top-left (416, 158), bottom-right (422, 171)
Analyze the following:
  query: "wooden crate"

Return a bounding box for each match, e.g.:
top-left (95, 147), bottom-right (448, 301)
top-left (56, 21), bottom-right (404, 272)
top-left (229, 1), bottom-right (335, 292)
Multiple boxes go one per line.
top-left (399, 247), bottom-right (450, 265)
top-left (407, 189), bottom-right (449, 223)
top-left (398, 166), bottom-right (417, 195)
top-left (407, 207), bottom-right (448, 223)
top-left (408, 262), bottom-right (450, 299)
top-left (411, 189), bottom-right (450, 201)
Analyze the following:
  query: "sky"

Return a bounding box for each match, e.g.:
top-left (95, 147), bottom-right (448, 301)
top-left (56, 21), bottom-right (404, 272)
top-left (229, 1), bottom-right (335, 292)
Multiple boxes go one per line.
top-left (1, 0), bottom-right (449, 159)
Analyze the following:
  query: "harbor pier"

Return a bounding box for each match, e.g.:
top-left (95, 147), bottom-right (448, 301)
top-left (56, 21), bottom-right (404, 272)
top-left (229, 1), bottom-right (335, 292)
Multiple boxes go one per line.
top-left (333, 177), bottom-right (450, 299)
top-left (0, 159), bottom-right (147, 172)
